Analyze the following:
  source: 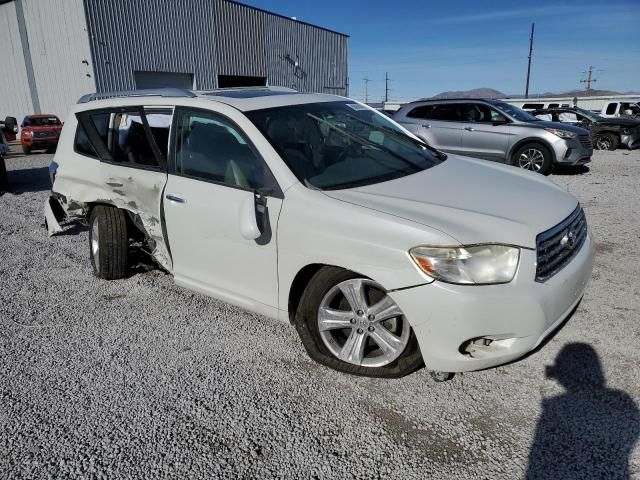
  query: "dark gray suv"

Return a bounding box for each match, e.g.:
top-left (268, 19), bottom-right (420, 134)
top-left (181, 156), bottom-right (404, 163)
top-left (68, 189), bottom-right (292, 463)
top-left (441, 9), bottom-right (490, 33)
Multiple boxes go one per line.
top-left (393, 99), bottom-right (592, 175)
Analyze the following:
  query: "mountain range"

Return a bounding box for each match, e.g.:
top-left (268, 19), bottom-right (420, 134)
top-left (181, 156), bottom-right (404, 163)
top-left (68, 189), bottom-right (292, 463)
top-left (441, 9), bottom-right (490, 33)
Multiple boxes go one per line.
top-left (427, 87), bottom-right (640, 100)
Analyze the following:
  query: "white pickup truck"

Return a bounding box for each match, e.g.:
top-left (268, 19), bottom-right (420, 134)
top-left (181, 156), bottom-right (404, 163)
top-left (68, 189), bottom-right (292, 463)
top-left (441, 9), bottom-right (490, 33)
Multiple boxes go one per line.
top-left (599, 101), bottom-right (640, 119)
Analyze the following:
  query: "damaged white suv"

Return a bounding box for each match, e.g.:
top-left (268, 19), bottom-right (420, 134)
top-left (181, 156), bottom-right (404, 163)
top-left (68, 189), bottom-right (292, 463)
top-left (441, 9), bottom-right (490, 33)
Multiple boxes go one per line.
top-left (46, 87), bottom-right (594, 379)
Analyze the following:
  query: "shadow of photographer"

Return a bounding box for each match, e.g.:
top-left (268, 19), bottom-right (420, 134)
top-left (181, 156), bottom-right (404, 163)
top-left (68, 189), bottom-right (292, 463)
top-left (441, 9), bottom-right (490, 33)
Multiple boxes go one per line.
top-left (526, 343), bottom-right (639, 479)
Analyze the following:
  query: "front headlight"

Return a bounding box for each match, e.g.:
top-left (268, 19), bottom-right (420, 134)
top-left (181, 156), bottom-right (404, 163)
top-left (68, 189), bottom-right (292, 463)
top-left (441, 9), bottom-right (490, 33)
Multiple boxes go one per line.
top-left (544, 128), bottom-right (576, 139)
top-left (409, 244), bottom-right (520, 285)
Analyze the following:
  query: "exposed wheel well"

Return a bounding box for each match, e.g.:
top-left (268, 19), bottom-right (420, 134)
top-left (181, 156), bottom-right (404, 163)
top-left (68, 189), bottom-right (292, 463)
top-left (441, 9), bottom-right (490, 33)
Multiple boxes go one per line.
top-left (287, 264), bottom-right (368, 323)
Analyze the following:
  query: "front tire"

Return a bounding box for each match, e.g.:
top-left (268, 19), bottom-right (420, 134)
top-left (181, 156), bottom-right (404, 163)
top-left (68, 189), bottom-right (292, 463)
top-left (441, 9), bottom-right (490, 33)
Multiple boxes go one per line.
top-left (22, 145), bottom-right (31, 155)
top-left (512, 143), bottom-right (553, 175)
top-left (294, 267), bottom-right (423, 378)
top-left (594, 133), bottom-right (618, 151)
top-left (89, 205), bottom-right (129, 280)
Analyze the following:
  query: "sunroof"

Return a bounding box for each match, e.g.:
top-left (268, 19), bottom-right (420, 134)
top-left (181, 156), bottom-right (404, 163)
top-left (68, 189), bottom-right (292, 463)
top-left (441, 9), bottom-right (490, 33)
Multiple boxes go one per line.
top-left (203, 89), bottom-right (296, 99)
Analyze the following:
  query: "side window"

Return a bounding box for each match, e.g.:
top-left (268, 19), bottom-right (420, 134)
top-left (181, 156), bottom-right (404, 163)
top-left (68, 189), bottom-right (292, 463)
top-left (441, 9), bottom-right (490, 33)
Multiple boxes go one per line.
top-left (74, 123), bottom-right (97, 157)
top-left (407, 105), bottom-right (435, 119)
top-left (174, 109), bottom-right (276, 191)
top-left (522, 103), bottom-right (544, 110)
top-left (429, 104), bottom-right (461, 121)
top-left (558, 112), bottom-right (578, 123)
top-left (75, 113), bottom-right (109, 158)
top-left (548, 103), bottom-right (559, 108)
top-left (460, 103), bottom-right (505, 123)
top-left (111, 111), bottom-right (170, 167)
top-left (605, 103), bottom-right (617, 115)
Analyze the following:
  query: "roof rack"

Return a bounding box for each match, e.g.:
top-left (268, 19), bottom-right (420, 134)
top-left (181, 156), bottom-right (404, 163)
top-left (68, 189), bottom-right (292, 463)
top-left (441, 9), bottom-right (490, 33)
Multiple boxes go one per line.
top-left (77, 88), bottom-right (197, 104)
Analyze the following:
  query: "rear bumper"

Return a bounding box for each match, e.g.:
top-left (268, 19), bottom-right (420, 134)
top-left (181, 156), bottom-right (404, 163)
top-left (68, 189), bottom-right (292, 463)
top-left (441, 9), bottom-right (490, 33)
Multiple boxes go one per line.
top-left (389, 229), bottom-right (595, 372)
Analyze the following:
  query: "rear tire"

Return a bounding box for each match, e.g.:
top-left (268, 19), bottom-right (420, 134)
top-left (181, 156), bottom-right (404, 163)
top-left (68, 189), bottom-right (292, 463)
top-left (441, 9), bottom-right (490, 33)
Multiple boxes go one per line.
top-left (594, 133), bottom-right (618, 151)
top-left (511, 142), bottom-right (553, 175)
top-left (89, 205), bottom-right (129, 280)
top-left (293, 266), bottom-right (424, 378)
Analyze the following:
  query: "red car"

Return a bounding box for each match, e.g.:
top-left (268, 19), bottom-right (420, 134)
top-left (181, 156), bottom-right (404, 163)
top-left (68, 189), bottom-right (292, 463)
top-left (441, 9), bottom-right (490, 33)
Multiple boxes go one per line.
top-left (21, 114), bottom-right (63, 154)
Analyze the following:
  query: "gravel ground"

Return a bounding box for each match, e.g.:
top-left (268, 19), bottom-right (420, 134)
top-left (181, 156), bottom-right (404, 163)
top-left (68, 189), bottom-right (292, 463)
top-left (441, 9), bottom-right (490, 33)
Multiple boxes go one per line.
top-left (1, 148), bottom-right (639, 479)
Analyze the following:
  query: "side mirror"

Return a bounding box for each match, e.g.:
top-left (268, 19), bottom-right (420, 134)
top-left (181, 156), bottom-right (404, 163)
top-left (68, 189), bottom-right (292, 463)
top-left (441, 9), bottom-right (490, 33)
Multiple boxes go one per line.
top-left (239, 193), bottom-right (267, 241)
top-left (4, 116), bottom-right (17, 131)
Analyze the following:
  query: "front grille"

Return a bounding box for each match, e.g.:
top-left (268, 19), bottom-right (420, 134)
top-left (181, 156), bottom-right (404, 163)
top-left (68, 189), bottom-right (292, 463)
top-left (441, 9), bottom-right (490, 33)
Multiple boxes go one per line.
top-left (535, 206), bottom-right (587, 282)
top-left (34, 131), bottom-right (54, 138)
top-left (579, 134), bottom-right (592, 149)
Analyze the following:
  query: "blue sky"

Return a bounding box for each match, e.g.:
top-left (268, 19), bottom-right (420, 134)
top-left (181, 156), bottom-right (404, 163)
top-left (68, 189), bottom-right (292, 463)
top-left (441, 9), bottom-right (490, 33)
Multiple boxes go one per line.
top-left (242, 0), bottom-right (640, 102)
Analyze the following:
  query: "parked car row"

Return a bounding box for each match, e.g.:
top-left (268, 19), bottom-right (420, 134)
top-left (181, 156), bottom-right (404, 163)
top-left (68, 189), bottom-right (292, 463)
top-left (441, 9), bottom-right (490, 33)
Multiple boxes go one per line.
top-left (392, 98), bottom-right (593, 175)
top-left (44, 87), bottom-right (595, 379)
top-left (532, 107), bottom-right (640, 151)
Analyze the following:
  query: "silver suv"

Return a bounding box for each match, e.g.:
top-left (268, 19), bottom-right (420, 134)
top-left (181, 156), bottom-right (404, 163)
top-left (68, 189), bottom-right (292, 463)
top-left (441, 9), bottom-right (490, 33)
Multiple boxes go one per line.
top-left (393, 99), bottom-right (593, 175)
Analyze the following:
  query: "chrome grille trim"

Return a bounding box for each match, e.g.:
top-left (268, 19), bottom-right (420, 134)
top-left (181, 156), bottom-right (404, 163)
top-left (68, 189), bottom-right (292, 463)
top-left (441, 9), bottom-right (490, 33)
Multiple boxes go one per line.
top-left (535, 206), bottom-right (587, 282)
top-left (579, 135), bottom-right (592, 149)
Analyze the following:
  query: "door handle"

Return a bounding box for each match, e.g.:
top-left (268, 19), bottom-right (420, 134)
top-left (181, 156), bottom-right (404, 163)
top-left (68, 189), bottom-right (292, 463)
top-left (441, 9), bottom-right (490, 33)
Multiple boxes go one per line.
top-left (464, 127), bottom-right (475, 131)
top-left (421, 124), bottom-right (431, 128)
top-left (165, 194), bottom-right (186, 204)
top-left (105, 181), bottom-right (123, 188)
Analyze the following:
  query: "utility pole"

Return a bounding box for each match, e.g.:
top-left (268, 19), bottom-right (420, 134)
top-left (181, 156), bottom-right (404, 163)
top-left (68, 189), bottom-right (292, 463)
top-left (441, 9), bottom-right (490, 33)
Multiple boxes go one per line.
top-left (525, 22), bottom-right (535, 99)
top-left (363, 77), bottom-right (371, 104)
top-left (384, 72), bottom-right (390, 103)
top-left (580, 66), bottom-right (597, 94)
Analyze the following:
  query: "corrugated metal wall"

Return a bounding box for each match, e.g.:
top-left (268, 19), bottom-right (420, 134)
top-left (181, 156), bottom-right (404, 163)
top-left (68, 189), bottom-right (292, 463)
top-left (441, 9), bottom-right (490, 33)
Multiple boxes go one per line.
top-left (0, 1), bottom-right (34, 121)
top-left (84, 0), bottom-right (348, 95)
top-left (21, 0), bottom-right (96, 121)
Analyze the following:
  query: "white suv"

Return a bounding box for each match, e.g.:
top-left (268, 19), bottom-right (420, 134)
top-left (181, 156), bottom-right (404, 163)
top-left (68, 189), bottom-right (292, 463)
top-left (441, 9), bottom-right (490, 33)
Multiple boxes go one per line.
top-left (46, 87), bottom-right (594, 378)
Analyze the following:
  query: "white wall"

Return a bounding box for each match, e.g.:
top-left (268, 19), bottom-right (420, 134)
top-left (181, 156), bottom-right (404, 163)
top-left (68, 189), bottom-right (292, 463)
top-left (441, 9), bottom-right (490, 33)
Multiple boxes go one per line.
top-left (22, 0), bottom-right (96, 122)
top-left (0, 1), bottom-right (32, 122)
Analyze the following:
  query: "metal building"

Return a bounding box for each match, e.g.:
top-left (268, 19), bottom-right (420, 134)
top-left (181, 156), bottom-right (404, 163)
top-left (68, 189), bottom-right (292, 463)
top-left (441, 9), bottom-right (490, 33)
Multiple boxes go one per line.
top-left (0, 0), bottom-right (348, 123)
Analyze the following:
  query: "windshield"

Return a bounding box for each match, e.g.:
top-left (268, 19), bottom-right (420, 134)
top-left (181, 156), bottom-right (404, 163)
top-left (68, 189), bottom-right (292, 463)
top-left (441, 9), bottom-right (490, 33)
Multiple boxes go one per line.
top-left (24, 116), bottom-right (61, 127)
top-left (246, 101), bottom-right (444, 190)
top-left (490, 101), bottom-right (540, 122)
top-left (573, 107), bottom-right (606, 122)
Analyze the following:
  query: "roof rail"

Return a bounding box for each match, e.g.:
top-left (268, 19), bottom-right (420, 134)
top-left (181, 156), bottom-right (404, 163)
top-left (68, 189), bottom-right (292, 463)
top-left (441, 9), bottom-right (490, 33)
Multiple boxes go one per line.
top-left (77, 88), bottom-right (197, 104)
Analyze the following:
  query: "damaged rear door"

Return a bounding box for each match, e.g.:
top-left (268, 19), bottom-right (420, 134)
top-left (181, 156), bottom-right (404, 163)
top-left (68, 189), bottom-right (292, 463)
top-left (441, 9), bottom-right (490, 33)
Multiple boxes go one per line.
top-left (77, 107), bottom-right (173, 270)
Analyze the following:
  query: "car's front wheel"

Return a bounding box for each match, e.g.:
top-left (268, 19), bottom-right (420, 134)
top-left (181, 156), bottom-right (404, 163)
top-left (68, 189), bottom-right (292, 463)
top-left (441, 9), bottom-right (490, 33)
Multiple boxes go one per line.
top-left (594, 133), bottom-right (618, 151)
top-left (21, 145), bottom-right (31, 155)
top-left (89, 205), bottom-right (129, 280)
top-left (512, 143), bottom-right (553, 175)
top-left (294, 267), bottom-right (423, 378)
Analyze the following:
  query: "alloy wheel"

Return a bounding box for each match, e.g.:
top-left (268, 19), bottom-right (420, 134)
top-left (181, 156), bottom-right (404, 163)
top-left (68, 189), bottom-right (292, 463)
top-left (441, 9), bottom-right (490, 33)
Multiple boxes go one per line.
top-left (317, 278), bottom-right (410, 367)
top-left (595, 137), bottom-right (611, 150)
top-left (518, 148), bottom-right (545, 171)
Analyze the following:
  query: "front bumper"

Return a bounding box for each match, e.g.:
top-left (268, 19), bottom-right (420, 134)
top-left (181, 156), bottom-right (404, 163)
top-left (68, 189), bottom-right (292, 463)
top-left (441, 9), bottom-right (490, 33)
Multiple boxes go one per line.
top-left (621, 132), bottom-right (640, 150)
top-left (389, 229), bottom-right (595, 372)
top-left (553, 137), bottom-right (592, 165)
top-left (22, 137), bottom-right (59, 148)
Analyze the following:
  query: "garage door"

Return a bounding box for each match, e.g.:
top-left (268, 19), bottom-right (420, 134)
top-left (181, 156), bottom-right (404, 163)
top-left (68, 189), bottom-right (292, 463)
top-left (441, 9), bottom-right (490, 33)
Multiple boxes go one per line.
top-left (134, 71), bottom-right (194, 90)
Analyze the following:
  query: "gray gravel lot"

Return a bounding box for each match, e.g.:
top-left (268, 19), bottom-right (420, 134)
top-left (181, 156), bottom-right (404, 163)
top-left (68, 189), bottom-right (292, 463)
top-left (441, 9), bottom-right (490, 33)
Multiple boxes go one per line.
top-left (1, 149), bottom-right (639, 479)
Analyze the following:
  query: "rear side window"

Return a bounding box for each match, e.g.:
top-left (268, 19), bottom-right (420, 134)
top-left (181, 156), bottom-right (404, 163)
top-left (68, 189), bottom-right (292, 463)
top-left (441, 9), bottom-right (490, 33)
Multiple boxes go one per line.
top-left (428, 104), bottom-right (461, 121)
top-left (605, 103), bottom-right (617, 115)
top-left (522, 103), bottom-right (544, 110)
top-left (407, 105), bottom-right (435, 119)
top-left (548, 103), bottom-right (559, 108)
top-left (76, 108), bottom-right (170, 169)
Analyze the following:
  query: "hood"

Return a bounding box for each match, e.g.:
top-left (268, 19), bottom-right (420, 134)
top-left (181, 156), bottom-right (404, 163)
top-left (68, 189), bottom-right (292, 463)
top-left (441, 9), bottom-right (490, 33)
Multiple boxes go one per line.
top-left (322, 155), bottom-right (579, 249)
top-left (519, 120), bottom-right (589, 135)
